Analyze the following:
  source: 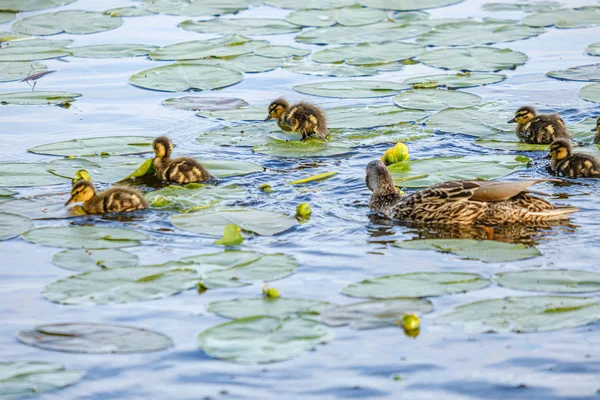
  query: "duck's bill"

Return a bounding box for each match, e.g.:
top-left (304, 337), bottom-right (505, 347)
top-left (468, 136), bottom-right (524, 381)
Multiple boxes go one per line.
top-left (508, 118), bottom-right (516, 123)
top-left (65, 196), bottom-right (77, 206)
top-left (542, 153), bottom-right (552, 159)
top-left (264, 115), bottom-right (272, 122)
top-left (591, 127), bottom-right (597, 132)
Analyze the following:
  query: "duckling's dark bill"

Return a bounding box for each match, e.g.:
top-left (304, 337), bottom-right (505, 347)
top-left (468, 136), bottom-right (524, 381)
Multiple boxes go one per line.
top-left (508, 118), bottom-right (516, 123)
top-left (65, 196), bottom-right (77, 206)
top-left (264, 115), bottom-right (272, 122)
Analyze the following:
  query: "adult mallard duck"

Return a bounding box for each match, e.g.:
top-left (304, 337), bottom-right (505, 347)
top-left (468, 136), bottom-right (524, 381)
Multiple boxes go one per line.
top-left (265, 98), bottom-right (328, 140)
top-left (366, 160), bottom-right (578, 225)
top-left (509, 105), bottom-right (571, 144)
top-left (592, 116), bottom-right (600, 144)
top-left (549, 139), bottom-right (600, 178)
top-left (153, 136), bottom-right (211, 184)
top-left (65, 180), bottom-right (147, 214)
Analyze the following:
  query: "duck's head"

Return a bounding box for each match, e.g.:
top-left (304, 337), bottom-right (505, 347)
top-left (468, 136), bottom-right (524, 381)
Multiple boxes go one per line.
top-left (366, 160), bottom-right (398, 196)
top-left (65, 179), bottom-right (96, 206)
top-left (591, 116), bottom-right (600, 134)
top-left (508, 106), bottom-right (537, 124)
top-left (153, 136), bottom-right (173, 158)
top-left (265, 98), bottom-right (289, 122)
top-left (549, 139), bottom-right (572, 161)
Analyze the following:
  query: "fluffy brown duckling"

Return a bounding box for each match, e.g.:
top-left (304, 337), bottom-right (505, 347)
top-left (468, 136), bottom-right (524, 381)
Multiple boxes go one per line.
top-left (366, 160), bottom-right (577, 225)
top-left (592, 116), bottom-right (600, 144)
top-left (153, 136), bottom-right (211, 184)
top-left (549, 139), bottom-right (600, 178)
top-left (265, 98), bottom-right (329, 140)
top-left (65, 180), bottom-right (147, 214)
top-left (509, 106), bottom-right (571, 144)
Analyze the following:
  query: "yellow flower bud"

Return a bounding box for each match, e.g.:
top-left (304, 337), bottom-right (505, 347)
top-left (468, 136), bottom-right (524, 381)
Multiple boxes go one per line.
top-left (381, 142), bottom-right (409, 165)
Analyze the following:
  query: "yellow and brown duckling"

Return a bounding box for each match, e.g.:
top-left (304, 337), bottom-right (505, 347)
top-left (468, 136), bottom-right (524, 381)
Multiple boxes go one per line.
top-left (366, 160), bottom-right (578, 225)
top-left (549, 139), bottom-right (600, 178)
top-left (592, 116), bottom-right (600, 144)
top-left (265, 98), bottom-right (329, 141)
top-left (509, 106), bottom-right (571, 144)
top-left (65, 180), bottom-right (147, 215)
top-left (153, 136), bottom-right (211, 184)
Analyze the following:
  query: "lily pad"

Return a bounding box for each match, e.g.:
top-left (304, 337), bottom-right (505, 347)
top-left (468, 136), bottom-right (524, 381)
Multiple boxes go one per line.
top-left (587, 42), bottom-right (600, 57)
top-left (0, 212), bottom-right (32, 241)
top-left (0, 362), bottom-right (84, 399)
top-left (130, 64), bottom-right (243, 93)
top-left (523, 7), bottom-right (600, 29)
top-left (0, 38), bottom-right (70, 61)
top-left (580, 83), bottom-right (600, 103)
top-left (22, 226), bottom-right (148, 249)
top-left (201, 159), bottom-right (264, 177)
top-left (68, 44), bottom-right (158, 58)
top-left (18, 323), bottom-right (173, 354)
top-left (30, 136), bottom-right (154, 157)
top-left (436, 296), bottom-right (600, 333)
top-left (197, 105), bottom-right (266, 122)
top-left (419, 46), bottom-right (527, 72)
top-left (186, 55), bottom-right (283, 74)
top-left (0, 162), bottom-right (68, 187)
top-left (104, 6), bottom-right (155, 17)
top-left (254, 45), bottom-right (310, 59)
top-left (149, 35), bottom-right (268, 61)
top-left (426, 104), bottom-right (513, 137)
top-left (264, 0), bottom-right (356, 9)
top-left (287, 6), bottom-right (388, 27)
top-left (142, 0), bottom-right (250, 16)
top-left (207, 297), bottom-right (334, 319)
top-left (197, 316), bottom-right (334, 364)
top-left (253, 140), bottom-right (353, 158)
top-left (0, 91), bottom-right (81, 105)
top-left (547, 64), bottom-right (600, 82)
top-left (328, 105), bottom-right (431, 129)
top-left (393, 89), bottom-right (482, 111)
top-left (43, 265), bottom-right (198, 305)
top-left (197, 123), bottom-right (286, 147)
top-left (320, 298), bottom-right (433, 329)
top-left (284, 58), bottom-right (378, 77)
top-left (338, 124), bottom-right (434, 146)
top-left (46, 156), bottom-right (147, 183)
top-left (387, 154), bottom-right (531, 187)
top-left (417, 20), bottom-right (544, 46)
top-left (180, 18), bottom-right (301, 35)
top-left (296, 22), bottom-right (430, 45)
top-left (494, 270), bottom-right (600, 293)
top-left (312, 42), bottom-right (423, 65)
top-left (343, 272), bottom-right (489, 299)
top-left (52, 249), bottom-right (139, 272)
top-left (394, 239), bottom-right (541, 263)
top-left (12, 11), bottom-right (123, 35)
top-left (482, 1), bottom-right (562, 12)
top-left (146, 184), bottom-right (246, 212)
top-left (294, 80), bottom-right (408, 98)
top-left (0, 12), bottom-right (15, 24)
top-left (403, 72), bottom-right (506, 89)
top-left (0, 61), bottom-right (46, 82)
top-left (0, 197), bottom-right (78, 220)
top-left (357, 0), bottom-right (463, 11)
top-left (0, 0), bottom-right (75, 12)
top-left (163, 96), bottom-right (248, 111)
top-left (170, 208), bottom-right (296, 237)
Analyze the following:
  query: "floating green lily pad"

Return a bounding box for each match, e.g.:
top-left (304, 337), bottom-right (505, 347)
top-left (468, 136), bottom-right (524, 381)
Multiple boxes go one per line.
top-left (0, 61), bottom-right (46, 82)
top-left (320, 298), bottom-right (433, 329)
top-left (417, 20), bottom-right (543, 46)
top-left (0, 162), bottom-right (68, 187)
top-left (0, 197), bottom-right (77, 220)
top-left (294, 80), bottom-right (408, 98)
top-left (588, 42), bottom-right (600, 56)
top-left (163, 96), bottom-right (248, 111)
top-left (494, 270), bottom-right (600, 293)
top-left (393, 89), bottom-right (482, 111)
top-left (197, 123), bottom-right (286, 147)
top-left (18, 323), bottom-right (173, 354)
top-left (52, 249), bottom-right (139, 272)
top-left (342, 272), bottom-right (489, 299)
top-left (43, 265), bottom-right (198, 305)
top-left (142, 0), bottom-right (250, 16)
top-left (201, 159), bottom-right (264, 177)
top-left (69, 44), bottom-right (158, 58)
top-left (436, 296), bottom-right (600, 333)
top-left (208, 297), bottom-right (334, 319)
top-left (186, 55), bottom-right (283, 74)
top-left (358, 0), bottom-right (463, 11)
top-left (0, 38), bottom-right (70, 61)
top-left (0, 0), bottom-right (75, 12)
top-left (197, 104), bottom-right (265, 122)
top-left (180, 18), bottom-right (301, 35)
top-left (286, 9), bottom-right (335, 27)
top-left (253, 140), bottom-right (353, 158)
top-left (328, 105), bottom-right (431, 129)
top-left (0, 11), bottom-right (15, 24)
top-left (130, 64), bottom-right (243, 92)
top-left (523, 7), bottom-right (600, 29)
top-left (146, 184), bottom-right (246, 212)
top-left (580, 82), bottom-right (600, 103)
top-left (104, 6), bottom-right (155, 17)
top-left (46, 156), bottom-right (146, 183)
top-left (197, 316), bottom-right (334, 364)
top-left (482, 1), bottom-right (562, 12)
top-left (387, 154), bottom-right (530, 187)
top-left (419, 46), bottom-right (527, 71)
top-left (149, 35), bottom-right (268, 61)
top-left (394, 239), bottom-right (541, 263)
top-left (254, 45), bottom-right (310, 59)
top-left (30, 136), bottom-right (154, 156)
top-left (312, 42), bottom-right (423, 65)
top-left (0, 361), bottom-right (84, 399)
top-left (264, 0), bottom-right (356, 9)
top-left (284, 58), bottom-right (378, 77)
top-left (0, 91), bottom-right (81, 105)
top-left (13, 11), bottom-right (123, 35)
top-left (403, 72), bottom-right (506, 89)
top-left (0, 212), bottom-right (32, 241)
top-left (296, 22), bottom-right (430, 45)
top-left (22, 226), bottom-right (148, 249)
top-left (338, 124), bottom-right (434, 146)
top-left (547, 64), bottom-right (600, 82)
top-left (287, 6), bottom-right (388, 27)
top-left (426, 104), bottom-right (513, 136)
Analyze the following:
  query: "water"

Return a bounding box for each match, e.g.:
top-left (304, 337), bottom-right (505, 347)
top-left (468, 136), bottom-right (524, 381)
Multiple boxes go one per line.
top-left (2, 0), bottom-right (600, 398)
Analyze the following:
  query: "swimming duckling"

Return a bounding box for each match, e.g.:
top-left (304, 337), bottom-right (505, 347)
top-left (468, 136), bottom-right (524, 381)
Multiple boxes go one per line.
top-left (549, 139), bottom-right (600, 178)
top-left (509, 106), bottom-right (571, 144)
top-left (265, 98), bottom-right (329, 140)
top-left (366, 160), bottom-right (577, 225)
top-left (592, 116), bottom-right (600, 144)
top-left (153, 136), bottom-right (211, 184)
top-left (65, 180), bottom-right (147, 214)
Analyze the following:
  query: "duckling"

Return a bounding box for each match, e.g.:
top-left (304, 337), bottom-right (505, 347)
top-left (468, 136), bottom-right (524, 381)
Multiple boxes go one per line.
top-left (265, 98), bottom-right (329, 140)
top-left (549, 139), bottom-right (600, 178)
top-left (592, 116), bottom-right (600, 144)
top-left (153, 136), bottom-right (211, 184)
top-left (508, 106), bottom-right (571, 144)
top-left (65, 180), bottom-right (147, 214)
top-left (366, 160), bottom-right (578, 225)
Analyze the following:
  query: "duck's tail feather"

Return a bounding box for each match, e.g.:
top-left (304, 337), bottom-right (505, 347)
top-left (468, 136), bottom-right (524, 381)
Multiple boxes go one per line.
top-left (528, 206), bottom-right (579, 220)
